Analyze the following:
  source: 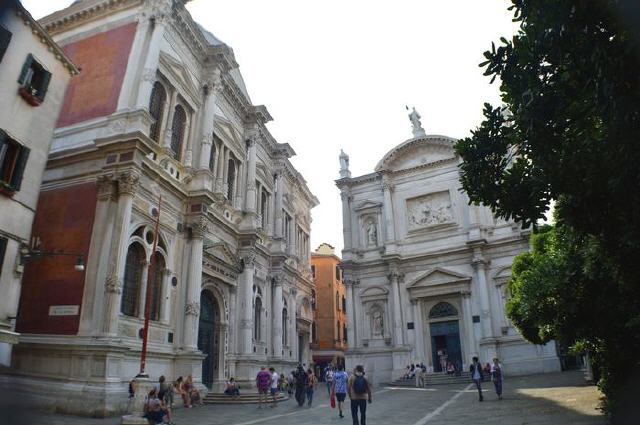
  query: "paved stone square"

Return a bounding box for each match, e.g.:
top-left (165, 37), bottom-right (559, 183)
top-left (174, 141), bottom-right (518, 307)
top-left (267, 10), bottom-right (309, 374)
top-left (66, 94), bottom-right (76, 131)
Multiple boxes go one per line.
top-left (0, 371), bottom-right (604, 425)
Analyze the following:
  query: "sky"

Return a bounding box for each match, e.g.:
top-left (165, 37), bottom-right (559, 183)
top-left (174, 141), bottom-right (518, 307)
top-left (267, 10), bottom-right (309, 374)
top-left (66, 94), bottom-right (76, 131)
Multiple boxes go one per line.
top-left (23, 0), bottom-right (519, 254)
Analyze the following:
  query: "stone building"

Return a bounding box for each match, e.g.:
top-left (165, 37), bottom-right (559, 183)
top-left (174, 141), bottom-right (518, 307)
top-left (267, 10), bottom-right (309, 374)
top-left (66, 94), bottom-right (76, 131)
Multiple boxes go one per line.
top-left (0, 1), bottom-right (77, 367)
top-left (336, 109), bottom-right (559, 384)
top-left (310, 243), bottom-right (347, 369)
top-left (7, 0), bottom-right (317, 416)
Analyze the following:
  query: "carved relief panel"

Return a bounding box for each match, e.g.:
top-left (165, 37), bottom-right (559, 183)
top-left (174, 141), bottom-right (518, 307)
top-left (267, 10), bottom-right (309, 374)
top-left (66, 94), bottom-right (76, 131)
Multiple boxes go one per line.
top-left (406, 190), bottom-right (455, 231)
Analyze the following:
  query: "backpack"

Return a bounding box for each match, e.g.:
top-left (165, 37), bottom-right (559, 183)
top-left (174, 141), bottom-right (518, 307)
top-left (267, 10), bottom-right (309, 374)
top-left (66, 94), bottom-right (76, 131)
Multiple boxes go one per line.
top-left (353, 375), bottom-right (368, 395)
top-left (296, 371), bottom-right (306, 386)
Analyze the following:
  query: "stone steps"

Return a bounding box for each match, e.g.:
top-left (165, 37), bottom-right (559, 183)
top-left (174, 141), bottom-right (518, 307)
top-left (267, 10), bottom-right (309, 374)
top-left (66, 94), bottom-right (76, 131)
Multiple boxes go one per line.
top-left (203, 393), bottom-right (289, 404)
top-left (388, 372), bottom-right (473, 387)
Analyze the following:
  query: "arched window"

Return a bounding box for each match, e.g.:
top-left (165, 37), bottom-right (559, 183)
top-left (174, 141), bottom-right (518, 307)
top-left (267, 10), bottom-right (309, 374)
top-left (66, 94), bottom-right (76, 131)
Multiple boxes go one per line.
top-left (148, 82), bottom-right (166, 143)
top-left (429, 302), bottom-right (458, 319)
top-left (336, 321), bottom-right (341, 341)
top-left (170, 105), bottom-right (187, 160)
top-left (282, 307), bottom-right (288, 346)
top-left (121, 243), bottom-right (145, 317)
top-left (226, 159), bottom-right (236, 200)
top-left (254, 297), bottom-right (262, 341)
top-left (336, 291), bottom-right (340, 311)
top-left (343, 323), bottom-right (347, 343)
top-left (208, 137), bottom-right (216, 171)
top-left (149, 252), bottom-right (165, 321)
top-left (260, 190), bottom-right (268, 228)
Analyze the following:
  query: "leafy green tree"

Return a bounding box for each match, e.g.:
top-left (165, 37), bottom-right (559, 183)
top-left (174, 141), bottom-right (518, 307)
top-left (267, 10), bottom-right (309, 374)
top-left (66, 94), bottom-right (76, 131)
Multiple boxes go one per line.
top-left (454, 0), bottom-right (640, 421)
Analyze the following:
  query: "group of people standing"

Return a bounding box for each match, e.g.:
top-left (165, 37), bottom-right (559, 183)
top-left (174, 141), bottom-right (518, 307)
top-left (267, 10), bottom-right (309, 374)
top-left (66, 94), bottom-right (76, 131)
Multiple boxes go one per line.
top-left (255, 365), bottom-right (318, 408)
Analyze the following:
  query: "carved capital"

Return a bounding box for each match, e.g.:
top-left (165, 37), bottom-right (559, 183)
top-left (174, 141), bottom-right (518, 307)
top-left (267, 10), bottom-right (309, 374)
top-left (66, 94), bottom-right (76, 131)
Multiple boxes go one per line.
top-left (242, 252), bottom-right (257, 268)
top-left (190, 216), bottom-right (208, 238)
top-left (97, 175), bottom-right (115, 201)
top-left (118, 171), bottom-right (140, 196)
top-left (382, 181), bottom-right (395, 193)
top-left (185, 301), bottom-right (200, 316)
top-left (105, 274), bottom-right (122, 294)
top-left (273, 274), bottom-right (284, 287)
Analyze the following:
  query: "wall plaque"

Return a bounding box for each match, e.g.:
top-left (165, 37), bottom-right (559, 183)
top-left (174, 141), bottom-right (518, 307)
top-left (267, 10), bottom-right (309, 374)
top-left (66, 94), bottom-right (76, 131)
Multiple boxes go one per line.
top-left (48, 305), bottom-right (79, 316)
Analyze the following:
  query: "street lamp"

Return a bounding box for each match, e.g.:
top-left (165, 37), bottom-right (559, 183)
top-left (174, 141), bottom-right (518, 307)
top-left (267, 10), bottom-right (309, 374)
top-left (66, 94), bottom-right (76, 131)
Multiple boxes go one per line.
top-left (20, 243), bottom-right (85, 271)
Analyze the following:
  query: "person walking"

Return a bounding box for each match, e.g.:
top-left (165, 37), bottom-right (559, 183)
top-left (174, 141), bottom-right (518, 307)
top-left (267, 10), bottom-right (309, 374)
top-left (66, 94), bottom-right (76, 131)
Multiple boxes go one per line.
top-left (306, 368), bottom-right (317, 407)
top-left (332, 364), bottom-right (349, 419)
top-left (491, 358), bottom-right (504, 400)
top-left (470, 356), bottom-right (484, 402)
top-left (256, 366), bottom-right (272, 409)
top-left (294, 365), bottom-right (308, 407)
top-left (348, 365), bottom-right (372, 425)
top-left (269, 367), bottom-right (280, 407)
top-left (325, 366), bottom-right (334, 395)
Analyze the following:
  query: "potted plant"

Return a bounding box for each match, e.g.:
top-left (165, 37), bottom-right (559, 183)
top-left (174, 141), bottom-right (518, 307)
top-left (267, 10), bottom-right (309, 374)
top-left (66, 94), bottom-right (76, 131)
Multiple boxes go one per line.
top-left (0, 180), bottom-right (16, 197)
top-left (18, 86), bottom-right (42, 106)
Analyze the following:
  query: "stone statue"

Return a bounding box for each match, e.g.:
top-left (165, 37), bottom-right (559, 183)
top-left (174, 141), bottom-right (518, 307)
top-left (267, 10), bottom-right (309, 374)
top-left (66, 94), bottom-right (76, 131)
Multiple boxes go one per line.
top-left (407, 106), bottom-right (426, 138)
top-left (339, 149), bottom-right (351, 178)
top-left (372, 310), bottom-right (384, 336)
top-left (366, 220), bottom-right (377, 246)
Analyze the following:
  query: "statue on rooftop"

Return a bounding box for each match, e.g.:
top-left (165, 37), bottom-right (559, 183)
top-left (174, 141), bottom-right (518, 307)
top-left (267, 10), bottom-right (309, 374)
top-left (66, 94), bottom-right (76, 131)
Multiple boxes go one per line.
top-left (407, 106), bottom-right (427, 138)
top-left (339, 149), bottom-right (351, 178)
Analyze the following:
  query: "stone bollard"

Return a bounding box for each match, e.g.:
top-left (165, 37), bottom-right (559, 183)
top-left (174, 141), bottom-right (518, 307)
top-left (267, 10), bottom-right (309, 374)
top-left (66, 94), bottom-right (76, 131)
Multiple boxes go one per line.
top-left (122, 375), bottom-right (154, 425)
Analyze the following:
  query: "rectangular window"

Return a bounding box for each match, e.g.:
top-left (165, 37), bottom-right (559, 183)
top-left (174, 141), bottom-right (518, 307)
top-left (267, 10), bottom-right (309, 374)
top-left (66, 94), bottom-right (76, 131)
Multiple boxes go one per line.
top-left (0, 237), bottom-right (7, 277)
top-left (0, 25), bottom-right (12, 63)
top-left (311, 265), bottom-right (316, 278)
top-left (0, 130), bottom-right (30, 192)
top-left (335, 266), bottom-right (341, 281)
top-left (18, 54), bottom-right (52, 104)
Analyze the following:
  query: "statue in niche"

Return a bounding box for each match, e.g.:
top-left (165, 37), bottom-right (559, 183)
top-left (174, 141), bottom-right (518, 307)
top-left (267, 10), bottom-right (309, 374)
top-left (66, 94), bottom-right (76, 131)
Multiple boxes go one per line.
top-left (366, 220), bottom-right (378, 246)
top-left (372, 309), bottom-right (384, 337)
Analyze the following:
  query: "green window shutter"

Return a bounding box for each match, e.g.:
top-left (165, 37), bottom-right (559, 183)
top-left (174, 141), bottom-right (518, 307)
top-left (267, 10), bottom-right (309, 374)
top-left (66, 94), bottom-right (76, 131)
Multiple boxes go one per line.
top-left (0, 25), bottom-right (12, 63)
top-left (0, 237), bottom-right (7, 276)
top-left (36, 70), bottom-right (52, 101)
top-left (17, 54), bottom-right (34, 85)
top-left (10, 145), bottom-right (30, 191)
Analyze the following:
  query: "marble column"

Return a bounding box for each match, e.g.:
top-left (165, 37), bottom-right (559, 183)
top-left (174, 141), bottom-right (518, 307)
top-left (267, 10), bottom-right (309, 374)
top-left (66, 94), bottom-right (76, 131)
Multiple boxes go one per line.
top-left (412, 300), bottom-right (425, 362)
top-left (472, 255), bottom-right (493, 339)
top-left (382, 179), bottom-right (396, 244)
top-left (160, 269), bottom-right (171, 324)
top-left (274, 172), bottom-right (284, 239)
top-left (390, 272), bottom-right (404, 347)
top-left (272, 277), bottom-right (284, 358)
top-left (340, 191), bottom-right (352, 251)
top-left (136, 6), bottom-right (170, 110)
top-left (245, 137), bottom-right (258, 214)
top-left (103, 171), bottom-right (139, 335)
top-left (183, 217), bottom-right (206, 351)
top-left (239, 253), bottom-right (256, 355)
top-left (228, 287), bottom-right (237, 354)
top-left (345, 280), bottom-right (356, 347)
top-left (461, 290), bottom-right (477, 363)
top-left (137, 260), bottom-right (150, 320)
top-left (198, 72), bottom-right (221, 171)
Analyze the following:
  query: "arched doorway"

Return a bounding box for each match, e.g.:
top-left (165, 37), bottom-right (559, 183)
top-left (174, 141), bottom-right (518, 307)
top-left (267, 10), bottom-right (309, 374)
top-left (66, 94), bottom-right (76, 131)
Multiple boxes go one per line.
top-left (428, 302), bottom-right (462, 373)
top-left (198, 291), bottom-right (219, 388)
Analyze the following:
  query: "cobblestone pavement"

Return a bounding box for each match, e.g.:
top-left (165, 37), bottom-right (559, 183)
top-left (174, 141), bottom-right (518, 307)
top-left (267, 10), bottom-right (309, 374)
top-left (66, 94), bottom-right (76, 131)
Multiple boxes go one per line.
top-left (0, 371), bottom-right (604, 425)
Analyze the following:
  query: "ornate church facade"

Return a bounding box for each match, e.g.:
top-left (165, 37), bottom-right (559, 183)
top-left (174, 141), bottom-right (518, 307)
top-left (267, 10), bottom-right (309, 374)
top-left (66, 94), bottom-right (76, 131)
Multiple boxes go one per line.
top-left (337, 109), bottom-right (560, 384)
top-left (6, 0), bottom-right (317, 416)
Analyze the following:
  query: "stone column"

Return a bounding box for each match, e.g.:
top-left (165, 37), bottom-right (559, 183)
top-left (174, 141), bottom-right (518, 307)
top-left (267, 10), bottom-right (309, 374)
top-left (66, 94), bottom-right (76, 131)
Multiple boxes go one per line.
top-left (162, 90), bottom-right (178, 151)
top-left (352, 282), bottom-right (362, 347)
top-left (245, 137), bottom-right (258, 214)
top-left (222, 149), bottom-right (230, 196)
top-left (345, 280), bottom-right (356, 347)
top-left (472, 254), bottom-right (493, 339)
top-left (228, 287), bottom-right (237, 354)
top-left (136, 3), bottom-right (171, 110)
top-left (290, 290), bottom-right (298, 361)
top-left (382, 179), bottom-right (396, 244)
top-left (412, 300), bottom-right (425, 362)
top-left (239, 253), bottom-right (256, 355)
top-left (272, 277), bottom-right (284, 358)
top-left (198, 73), bottom-right (221, 170)
top-left (289, 217), bottom-right (297, 257)
top-left (160, 269), bottom-right (171, 324)
top-left (137, 260), bottom-right (150, 320)
top-left (390, 271), bottom-right (404, 347)
top-left (461, 290), bottom-right (477, 363)
top-left (182, 217), bottom-right (207, 351)
top-left (340, 191), bottom-right (352, 251)
top-left (103, 171), bottom-right (139, 335)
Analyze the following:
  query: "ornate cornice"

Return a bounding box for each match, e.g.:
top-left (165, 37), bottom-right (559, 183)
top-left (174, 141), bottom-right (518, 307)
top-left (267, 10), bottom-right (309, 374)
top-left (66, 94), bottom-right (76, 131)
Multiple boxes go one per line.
top-left (39, 0), bottom-right (142, 36)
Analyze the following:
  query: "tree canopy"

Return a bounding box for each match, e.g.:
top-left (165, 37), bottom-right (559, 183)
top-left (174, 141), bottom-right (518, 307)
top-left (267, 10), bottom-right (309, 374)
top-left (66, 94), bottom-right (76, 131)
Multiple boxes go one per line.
top-left (454, 0), bottom-right (640, 421)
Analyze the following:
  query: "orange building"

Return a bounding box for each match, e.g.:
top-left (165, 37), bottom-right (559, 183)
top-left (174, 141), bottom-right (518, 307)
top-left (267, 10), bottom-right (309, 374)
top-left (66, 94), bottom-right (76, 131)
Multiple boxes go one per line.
top-left (311, 243), bottom-right (347, 368)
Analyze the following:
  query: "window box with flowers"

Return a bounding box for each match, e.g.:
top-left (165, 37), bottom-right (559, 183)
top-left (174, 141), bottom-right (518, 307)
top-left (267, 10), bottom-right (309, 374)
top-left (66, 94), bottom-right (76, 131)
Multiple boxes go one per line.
top-left (0, 129), bottom-right (30, 198)
top-left (17, 54), bottom-right (51, 107)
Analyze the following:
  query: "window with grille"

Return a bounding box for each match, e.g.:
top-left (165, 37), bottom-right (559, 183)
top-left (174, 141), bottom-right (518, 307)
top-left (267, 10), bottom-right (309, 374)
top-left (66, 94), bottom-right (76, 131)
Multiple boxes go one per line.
top-left (121, 243), bottom-right (144, 317)
top-left (254, 297), bottom-right (262, 341)
top-left (208, 138), bottom-right (216, 171)
top-left (18, 54), bottom-right (51, 104)
top-left (149, 252), bottom-right (165, 321)
top-left (226, 159), bottom-right (236, 201)
top-left (170, 105), bottom-right (186, 160)
top-left (0, 129), bottom-right (30, 193)
top-left (260, 190), bottom-right (268, 228)
top-left (282, 307), bottom-right (288, 346)
top-left (148, 82), bottom-right (166, 143)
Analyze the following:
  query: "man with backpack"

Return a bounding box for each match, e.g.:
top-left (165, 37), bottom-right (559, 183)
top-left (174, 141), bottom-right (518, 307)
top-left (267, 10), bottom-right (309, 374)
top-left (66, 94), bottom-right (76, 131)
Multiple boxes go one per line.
top-left (347, 365), bottom-right (372, 425)
top-left (294, 365), bottom-right (308, 407)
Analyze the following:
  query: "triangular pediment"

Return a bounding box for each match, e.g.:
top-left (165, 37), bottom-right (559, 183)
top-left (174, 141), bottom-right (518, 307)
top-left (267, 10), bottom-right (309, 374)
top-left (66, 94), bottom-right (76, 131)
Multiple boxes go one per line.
top-left (159, 52), bottom-right (199, 101)
top-left (354, 200), bottom-right (383, 212)
top-left (204, 240), bottom-right (240, 269)
top-left (214, 118), bottom-right (244, 157)
top-left (407, 267), bottom-right (471, 290)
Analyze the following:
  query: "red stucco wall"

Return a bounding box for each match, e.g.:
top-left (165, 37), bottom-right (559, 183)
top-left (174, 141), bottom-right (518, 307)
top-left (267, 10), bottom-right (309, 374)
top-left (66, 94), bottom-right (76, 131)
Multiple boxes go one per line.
top-left (57, 22), bottom-right (137, 128)
top-left (16, 182), bottom-right (97, 335)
